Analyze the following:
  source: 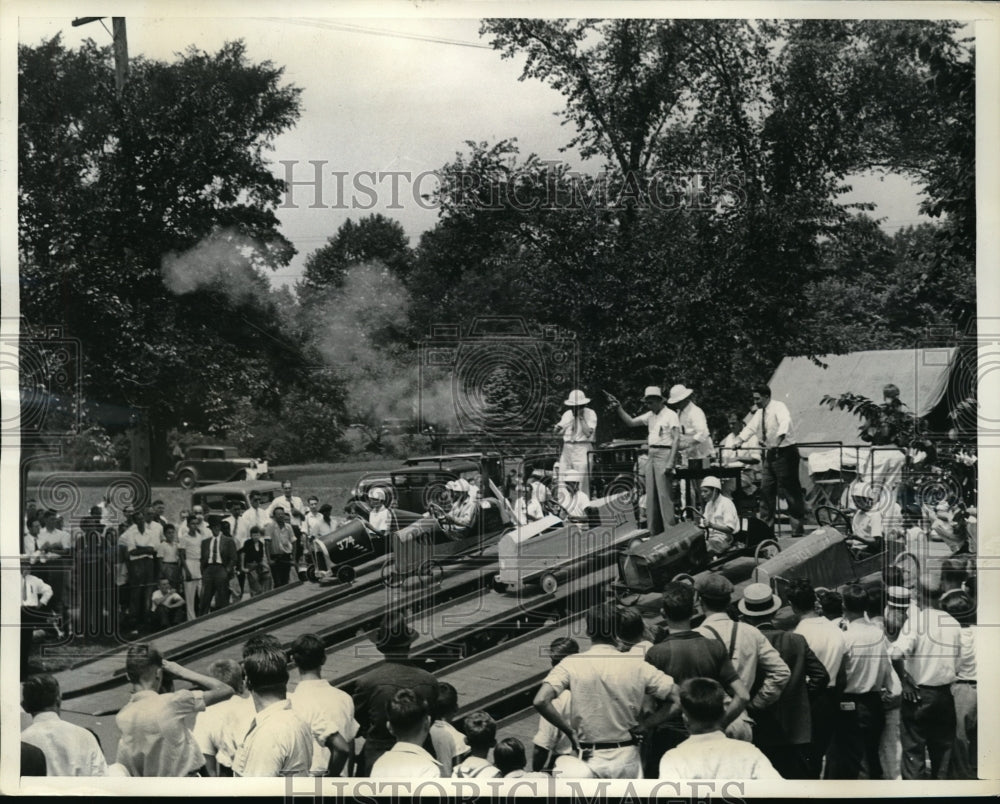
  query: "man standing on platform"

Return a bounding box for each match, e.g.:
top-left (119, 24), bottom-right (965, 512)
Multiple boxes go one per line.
top-left (608, 386), bottom-right (680, 533)
top-left (732, 384), bottom-right (807, 536)
top-left (554, 390), bottom-right (597, 496)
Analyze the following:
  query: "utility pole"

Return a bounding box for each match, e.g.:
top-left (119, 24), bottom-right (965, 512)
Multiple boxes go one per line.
top-left (71, 16), bottom-right (128, 98)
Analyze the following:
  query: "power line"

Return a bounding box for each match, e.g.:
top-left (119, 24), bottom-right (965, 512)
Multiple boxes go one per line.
top-left (266, 17), bottom-right (493, 50)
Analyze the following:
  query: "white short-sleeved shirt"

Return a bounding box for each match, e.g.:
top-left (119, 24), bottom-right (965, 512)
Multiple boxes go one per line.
top-left (231, 699), bottom-right (313, 777)
top-left (635, 408), bottom-right (680, 447)
top-left (738, 401), bottom-right (795, 449)
top-left (370, 741), bottom-right (442, 779)
top-left (658, 730), bottom-right (781, 780)
top-left (703, 495), bottom-right (739, 535)
top-left (795, 615), bottom-right (847, 688)
top-left (533, 689), bottom-right (574, 757)
top-left (21, 712), bottom-right (108, 776)
top-left (557, 409), bottom-right (597, 443)
top-left (288, 679), bottom-right (358, 775)
top-left (955, 626), bottom-right (976, 681)
top-left (543, 644), bottom-right (674, 742)
top-left (513, 498), bottom-right (544, 526)
top-left (192, 693), bottom-right (256, 769)
top-left (369, 507), bottom-right (391, 534)
top-left (677, 403), bottom-right (713, 460)
top-left (841, 618), bottom-right (892, 694)
top-left (890, 606), bottom-right (962, 686)
top-left (115, 689), bottom-right (207, 777)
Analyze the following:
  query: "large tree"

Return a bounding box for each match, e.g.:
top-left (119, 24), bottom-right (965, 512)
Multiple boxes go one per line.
top-left (19, 36), bottom-right (345, 467)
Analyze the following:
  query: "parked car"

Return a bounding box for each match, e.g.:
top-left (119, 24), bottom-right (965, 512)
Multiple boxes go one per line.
top-left (190, 480), bottom-right (282, 519)
top-left (167, 445), bottom-right (269, 489)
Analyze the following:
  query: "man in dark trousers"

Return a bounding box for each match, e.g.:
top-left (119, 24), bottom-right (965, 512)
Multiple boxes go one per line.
top-left (642, 582), bottom-right (750, 778)
top-left (738, 582), bottom-right (829, 779)
top-left (199, 517), bottom-right (237, 615)
top-left (351, 611), bottom-right (439, 776)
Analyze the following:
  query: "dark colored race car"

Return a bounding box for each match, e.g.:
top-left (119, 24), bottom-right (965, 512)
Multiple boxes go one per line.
top-left (167, 445), bottom-right (269, 489)
top-left (309, 460), bottom-right (511, 585)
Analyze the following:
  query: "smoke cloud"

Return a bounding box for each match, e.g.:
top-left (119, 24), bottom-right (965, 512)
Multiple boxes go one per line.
top-left (161, 228), bottom-right (271, 301)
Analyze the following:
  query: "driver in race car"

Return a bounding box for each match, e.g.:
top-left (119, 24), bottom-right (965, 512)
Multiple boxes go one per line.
top-left (556, 472), bottom-right (591, 520)
top-left (441, 479), bottom-right (476, 533)
top-left (699, 475), bottom-right (740, 556)
top-left (368, 488), bottom-right (391, 537)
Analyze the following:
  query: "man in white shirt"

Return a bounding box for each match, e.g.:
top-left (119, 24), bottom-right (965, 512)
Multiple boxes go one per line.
top-left (534, 603), bottom-right (677, 779)
top-left (513, 484), bottom-right (544, 528)
top-left (668, 384), bottom-right (714, 467)
top-left (231, 644), bottom-right (313, 777)
top-left (121, 511), bottom-right (161, 630)
top-left (21, 674), bottom-right (107, 776)
top-left (698, 476), bottom-right (740, 556)
top-left (178, 513), bottom-right (210, 621)
top-left (367, 489), bottom-right (392, 536)
top-left (116, 644), bottom-right (236, 777)
top-left (236, 493), bottom-right (271, 546)
top-left (890, 582), bottom-right (962, 780)
top-left (719, 412), bottom-right (761, 496)
top-left (554, 390), bottom-right (597, 495)
top-left (556, 472), bottom-right (591, 521)
top-left (940, 593), bottom-right (976, 780)
top-left (192, 659), bottom-right (256, 776)
top-left (268, 480), bottom-right (305, 548)
top-left (608, 386), bottom-right (680, 534)
top-left (303, 496), bottom-right (323, 542)
top-left (658, 678), bottom-right (781, 780)
top-left (731, 384), bottom-right (807, 536)
top-left (370, 689), bottom-right (442, 779)
top-left (787, 578), bottom-right (846, 778)
top-left (850, 483), bottom-right (903, 549)
top-left (440, 480), bottom-right (475, 535)
top-left (694, 574), bottom-right (790, 730)
top-left (827, 585), bottom-right (893, 779)
top-left (532, 637), bottom-right (579, 771)
top-left (288, 633), bottom-right (357, 776)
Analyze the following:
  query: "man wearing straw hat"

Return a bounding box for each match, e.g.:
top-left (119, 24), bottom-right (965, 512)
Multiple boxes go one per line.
top-left (607, 386), bottom-right (680, 533)
top-left (737, 582), bottom-right (828, 779)
top-left (554, 389), bottom-right (597, 496)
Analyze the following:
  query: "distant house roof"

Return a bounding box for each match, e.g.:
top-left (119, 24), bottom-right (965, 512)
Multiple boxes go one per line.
top-left (768, 347), bottom-right (957, 452)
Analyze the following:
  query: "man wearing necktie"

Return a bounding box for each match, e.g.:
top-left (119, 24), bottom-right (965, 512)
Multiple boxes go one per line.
top-left (733, 384), bottom-right (807, 536)
top-left (200, 517), bottom-right (237, 615)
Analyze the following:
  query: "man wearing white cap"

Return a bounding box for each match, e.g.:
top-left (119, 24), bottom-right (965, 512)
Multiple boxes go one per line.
top-left (607, 386), bottom-right (680, 533)
top-left (441, 479), bottom-right (475, 534)
top-left (850, 483), bottom-right (902, 549)
top-left (699, 476), bottom-right (740, 556)
top-left (368, 489), bottom-right (391, 536)
top-left (556, 472), bottom-right (591, 520)
top-left (554, 390), bottom-right (597, 495)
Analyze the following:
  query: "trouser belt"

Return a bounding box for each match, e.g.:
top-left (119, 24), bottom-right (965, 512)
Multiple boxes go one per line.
top-left (579, 739), bottom-right (636, 750)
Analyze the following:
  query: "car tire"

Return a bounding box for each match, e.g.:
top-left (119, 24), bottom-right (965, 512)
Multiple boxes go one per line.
top-left (754, 539), bottom-right (781, 563)
top-left (337, 565), bottom-right (356, 583)
top-left (306, 565), bottom-right (318, 583)
top-left (381, 559), bottom-right (403, 588)
top-left (177, 470), bottom-right (196, 490)
top-left (540, 572), bottom-right (558, 595)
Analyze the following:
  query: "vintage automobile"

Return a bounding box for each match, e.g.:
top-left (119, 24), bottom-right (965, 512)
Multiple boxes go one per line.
top-left (168, 445), bottom-right (269, 489)
top-left (346, 452), bottom-right (506, 517)
top-left (190, 480), bottom-right (282, 518)
top-left (493, 491), bottom-right (645, 594)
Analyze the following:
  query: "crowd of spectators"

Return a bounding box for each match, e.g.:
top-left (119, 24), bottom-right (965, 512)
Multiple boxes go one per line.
top-left (20, 549), bottom-right (976, 781)
top-left (19, 481), bottom-right (339, 673)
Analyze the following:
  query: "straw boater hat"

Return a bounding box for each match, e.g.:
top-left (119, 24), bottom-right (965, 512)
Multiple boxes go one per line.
top-left (643, 386), bottom-right (663, 400)
top-left (887, 586), bottom-right (911, 609)
top-left (738, 582), bottom-right (783, 617)
top-left (564, 390), bottom-right (590, 406)
top-left (667, 384), bottom-right (694, 405)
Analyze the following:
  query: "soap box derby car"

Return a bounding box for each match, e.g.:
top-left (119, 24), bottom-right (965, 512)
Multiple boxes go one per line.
top-left (493, 491), bottom-right (646, 594)
top-left (753, 524), bottom-right (905, 597)
top-left (308, 458), bottom-right (510, 585)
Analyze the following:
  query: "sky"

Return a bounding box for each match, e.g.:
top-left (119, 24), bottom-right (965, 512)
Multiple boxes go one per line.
top-left (17, 14), bottom-right (935, 290)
